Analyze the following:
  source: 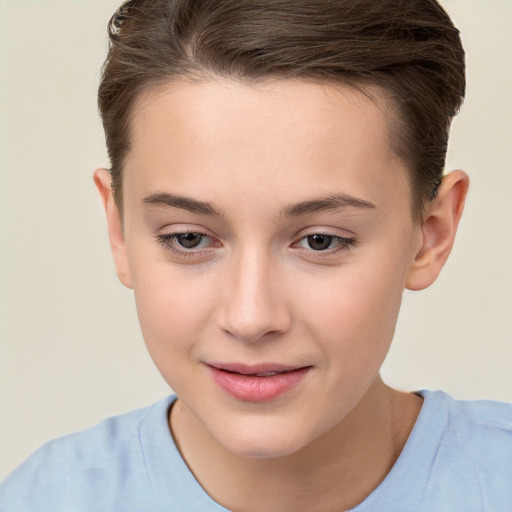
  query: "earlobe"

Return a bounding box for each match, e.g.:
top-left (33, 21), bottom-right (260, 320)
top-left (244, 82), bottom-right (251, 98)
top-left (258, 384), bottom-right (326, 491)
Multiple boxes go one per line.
top-left (93, 168), bottom-right (132, 289)
top-left (406, 170), bottom-right (469, 291)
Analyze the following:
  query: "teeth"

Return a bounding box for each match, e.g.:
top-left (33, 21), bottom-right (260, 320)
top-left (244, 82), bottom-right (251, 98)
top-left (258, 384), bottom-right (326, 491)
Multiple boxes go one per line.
top-left (254, 371), bottom-right (279, 377)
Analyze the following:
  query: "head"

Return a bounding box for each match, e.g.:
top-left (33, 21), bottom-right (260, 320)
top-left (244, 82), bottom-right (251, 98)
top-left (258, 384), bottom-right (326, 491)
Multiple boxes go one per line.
top-left (94, 0), bottom-right (468, 457)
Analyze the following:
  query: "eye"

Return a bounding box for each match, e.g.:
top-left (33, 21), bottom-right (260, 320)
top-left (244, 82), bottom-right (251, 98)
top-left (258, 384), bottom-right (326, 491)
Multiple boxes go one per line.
top-left (306, 234), bottom-right (334, 251)
top-left (294, 233), bottom-right (356, 253)
top-left (156, 231), bottom-right (216, 254)
top-left (175, 232), bottom-right (206, 249)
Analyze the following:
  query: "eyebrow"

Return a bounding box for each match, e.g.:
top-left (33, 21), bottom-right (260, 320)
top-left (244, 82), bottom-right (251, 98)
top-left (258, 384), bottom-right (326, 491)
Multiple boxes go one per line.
top-left (281, 193), bottom-right (376, 217)
top-left (141, 191), bottom-right (376, 218)
top-left (142, 192), bottom-right (222, 216)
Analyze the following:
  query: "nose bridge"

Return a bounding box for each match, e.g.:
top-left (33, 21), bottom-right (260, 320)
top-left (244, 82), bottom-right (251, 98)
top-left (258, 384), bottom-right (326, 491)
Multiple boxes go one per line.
top-left (218, 243), bottom-right (290, 342)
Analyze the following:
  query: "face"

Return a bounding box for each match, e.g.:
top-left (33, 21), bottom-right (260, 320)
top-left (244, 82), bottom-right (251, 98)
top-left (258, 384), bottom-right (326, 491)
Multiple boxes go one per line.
top-left (116, 78), bottom-right (422, 458)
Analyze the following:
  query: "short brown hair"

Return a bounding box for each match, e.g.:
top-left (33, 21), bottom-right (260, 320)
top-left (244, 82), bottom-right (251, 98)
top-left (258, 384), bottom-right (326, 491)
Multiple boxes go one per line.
top-left (98, 0), bottom-right (465, 221)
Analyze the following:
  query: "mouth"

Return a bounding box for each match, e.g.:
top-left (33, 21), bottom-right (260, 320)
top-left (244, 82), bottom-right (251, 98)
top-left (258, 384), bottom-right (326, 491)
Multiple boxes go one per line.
top-left (205, 362), bottom-right (312, 402)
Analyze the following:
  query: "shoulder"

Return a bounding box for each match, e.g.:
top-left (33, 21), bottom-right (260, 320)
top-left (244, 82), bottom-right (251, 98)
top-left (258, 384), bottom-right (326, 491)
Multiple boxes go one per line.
top-left (443, 391), bottom-right (512, 469)
top-left (360, 391), bottom-right (512, 512)
top-left (428, 389), bottom-right (512, 446)
top-left (420, 390), bottom-right (512, 508)
top-left (0, 396), bottom-right (176, 512)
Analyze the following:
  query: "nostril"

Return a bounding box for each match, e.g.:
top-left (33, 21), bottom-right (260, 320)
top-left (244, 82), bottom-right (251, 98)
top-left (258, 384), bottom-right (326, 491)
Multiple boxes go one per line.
top-left (220, 318), bottom-right (291, 343)
top-left (222, 325), bottom-right (275, 343)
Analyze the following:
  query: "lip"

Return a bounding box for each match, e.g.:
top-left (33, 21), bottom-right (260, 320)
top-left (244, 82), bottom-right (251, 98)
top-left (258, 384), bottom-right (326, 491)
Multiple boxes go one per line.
top-left (205, 362), bottom-right (312, 402)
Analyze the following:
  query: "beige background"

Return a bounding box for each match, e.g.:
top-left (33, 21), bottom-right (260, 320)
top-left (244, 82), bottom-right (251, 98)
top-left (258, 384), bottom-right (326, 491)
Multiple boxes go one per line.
top-left (1, 0), bottom-right (511, 479)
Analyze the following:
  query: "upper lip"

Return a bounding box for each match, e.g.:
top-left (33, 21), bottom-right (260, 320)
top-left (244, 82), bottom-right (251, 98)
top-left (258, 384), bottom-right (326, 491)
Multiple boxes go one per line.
top-left (206, 362), bottom-right (311, 375)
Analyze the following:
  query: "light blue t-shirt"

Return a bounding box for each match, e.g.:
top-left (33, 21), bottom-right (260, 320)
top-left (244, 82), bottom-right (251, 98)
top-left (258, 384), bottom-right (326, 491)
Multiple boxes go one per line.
top-left (1, 390), bottom-right (511, 511)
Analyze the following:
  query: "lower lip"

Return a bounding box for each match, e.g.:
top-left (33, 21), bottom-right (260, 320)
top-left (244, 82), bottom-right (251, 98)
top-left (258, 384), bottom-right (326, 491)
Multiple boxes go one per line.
top-left (207, 366), bottom-right (311, 402)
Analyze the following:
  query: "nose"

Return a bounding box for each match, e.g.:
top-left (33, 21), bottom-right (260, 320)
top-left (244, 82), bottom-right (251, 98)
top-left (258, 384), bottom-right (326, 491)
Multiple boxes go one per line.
top-left (217, 248), bottom-right (292, 343)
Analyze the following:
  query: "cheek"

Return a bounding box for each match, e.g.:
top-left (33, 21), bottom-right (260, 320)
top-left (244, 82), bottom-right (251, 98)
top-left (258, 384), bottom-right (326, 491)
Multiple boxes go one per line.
top-left (129, 260), bottom-right (216, 368)
top-left (299, 255), bottom-right (407, 368)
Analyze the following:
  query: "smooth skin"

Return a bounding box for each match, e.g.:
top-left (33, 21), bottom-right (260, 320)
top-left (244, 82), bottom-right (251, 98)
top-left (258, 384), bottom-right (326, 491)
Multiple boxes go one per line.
top-left (95, 78), bottom-right (468, 512)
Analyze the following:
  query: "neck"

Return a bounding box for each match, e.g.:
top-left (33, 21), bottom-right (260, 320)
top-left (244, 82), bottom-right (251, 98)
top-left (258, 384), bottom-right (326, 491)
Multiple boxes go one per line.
top-left (170, 377), bottom-right (422, 512)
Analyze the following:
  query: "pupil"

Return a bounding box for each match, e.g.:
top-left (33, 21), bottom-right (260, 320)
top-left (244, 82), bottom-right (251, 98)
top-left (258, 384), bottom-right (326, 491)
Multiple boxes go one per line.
top-left (308, 234), bottom-right (332, 250)
top-left (177, 233), bottom-right (202, 248)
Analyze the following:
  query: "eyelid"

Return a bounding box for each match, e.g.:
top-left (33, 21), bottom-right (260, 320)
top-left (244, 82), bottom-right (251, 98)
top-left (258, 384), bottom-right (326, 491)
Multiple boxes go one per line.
top-left (154, 226), bottom-right (357, 260)
top-left (291, 230), bottom-right (357, 256)
top-left (155, 229), bottom-right (220, 258)
top-left (296, 233), bottom-right (355, 246)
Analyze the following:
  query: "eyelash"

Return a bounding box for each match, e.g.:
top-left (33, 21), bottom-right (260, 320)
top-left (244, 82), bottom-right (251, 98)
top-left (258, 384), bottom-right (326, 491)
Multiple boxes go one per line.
top-left (156, 231), bottom-right (216, 258)
top-left (155, 231), bottom-right (357, 258)
top-left (292, 233), bottom-right (356, 256)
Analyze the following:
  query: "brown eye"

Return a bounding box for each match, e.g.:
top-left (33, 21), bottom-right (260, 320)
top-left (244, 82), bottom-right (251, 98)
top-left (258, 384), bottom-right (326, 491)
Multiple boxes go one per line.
top-left (307, 234), bottom-right (333, 251)
top-left (156, 231), bottom-right (218, 255)
top-left (176, 232), bottom-right (204, 248)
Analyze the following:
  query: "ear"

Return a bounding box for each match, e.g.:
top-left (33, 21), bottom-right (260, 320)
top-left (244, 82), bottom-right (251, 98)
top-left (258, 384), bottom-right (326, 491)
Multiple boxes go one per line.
top-left (406, 170), bottom-right (469, 291)
top-left (93, 169), bottom-right (132, 289)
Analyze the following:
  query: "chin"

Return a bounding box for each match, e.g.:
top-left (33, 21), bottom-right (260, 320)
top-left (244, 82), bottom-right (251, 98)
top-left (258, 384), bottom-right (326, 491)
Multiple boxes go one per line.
top-left (224, 438), bottom-right (304, 460)
top-left (213, 419), bottom-right (314, 460)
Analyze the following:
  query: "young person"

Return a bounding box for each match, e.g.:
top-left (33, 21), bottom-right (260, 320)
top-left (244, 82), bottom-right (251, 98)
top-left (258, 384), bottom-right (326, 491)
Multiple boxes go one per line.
top-left (1, 1), bottom-right (511, 511)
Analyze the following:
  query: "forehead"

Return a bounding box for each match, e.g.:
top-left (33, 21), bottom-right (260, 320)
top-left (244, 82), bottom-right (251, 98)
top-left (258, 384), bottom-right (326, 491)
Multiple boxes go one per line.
top-left (124, 78), bottom-right (410, 217)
